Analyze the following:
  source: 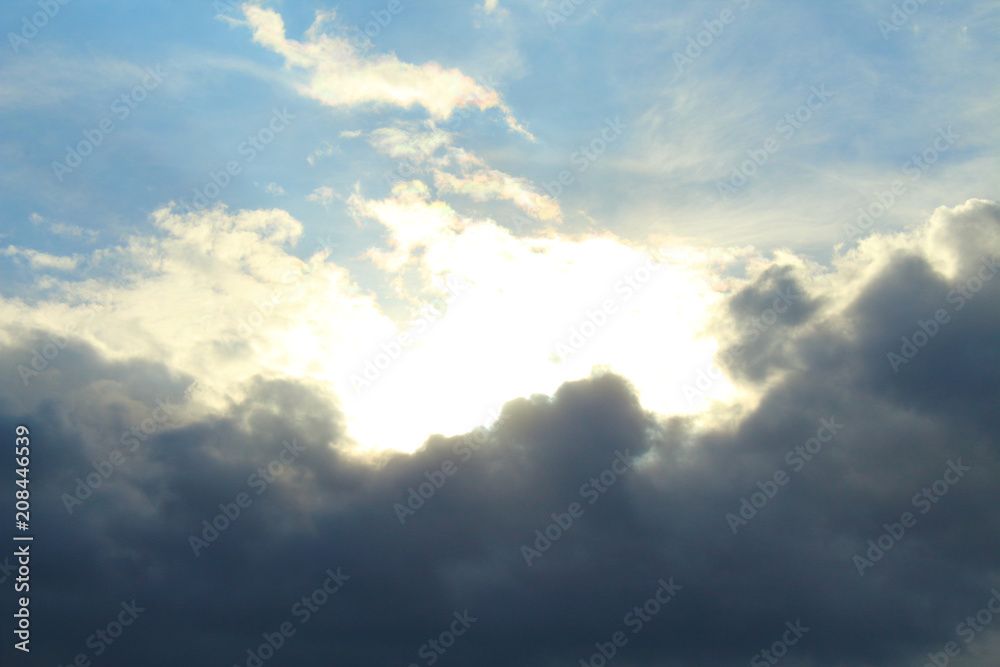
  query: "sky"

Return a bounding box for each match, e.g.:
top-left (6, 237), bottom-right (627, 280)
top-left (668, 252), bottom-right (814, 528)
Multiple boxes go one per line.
top-left (1, 0), bottom-right (999, 665)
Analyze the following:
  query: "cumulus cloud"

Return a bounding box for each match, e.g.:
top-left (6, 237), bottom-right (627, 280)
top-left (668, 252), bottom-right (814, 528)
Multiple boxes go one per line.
top-left (0, 199), bottom-right (721, 455)
top-left (2, 200), bottom-right (1000, 666)
top-left (0, 204), bottom-right (390, 446)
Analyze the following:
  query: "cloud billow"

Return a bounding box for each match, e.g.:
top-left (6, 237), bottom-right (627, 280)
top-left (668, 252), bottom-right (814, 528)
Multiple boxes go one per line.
top-left (2, 201), bottom-right (1000, 666)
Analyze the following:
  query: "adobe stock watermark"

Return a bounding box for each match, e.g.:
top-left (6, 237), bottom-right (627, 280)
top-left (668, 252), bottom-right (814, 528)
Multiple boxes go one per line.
top-left (351, 274), bottom-right (471, 394)
top-left (7, 0), bottom-right (71, 54)
top-left (217, 0), bottom-right (407, 52)
top-left (683, 286), bottom-right (799, 407)
top-left (345, 0), bottom-right (409, 48)
top-left (442, 72), bottom-right (501, 133)
top-left (842, 126), bottom-right (960, 242)
top-left (52, 66), bottom-right (166, 182)
top-left (887, 256), bottom-right (998, 373)
top-left (852, 459), bottom-right (972, 576)
top-left (443, 87), bottom-right (624, 236)
top-left (546, 0), bottom-right (587, 30)
top-left (540, 117), bottom-right (627, 201)
top-left (56, 600), bottom-right (145, 666)
top-left (673, 0), bottom-right (754, 73)
top-left (177, 107), bottom-right (295, 213)
top-left (221, 235), bottom-right (340, 350)
top-left (0, 556), bottom-right (15, 585)
top-left (921, 589), bottom-right (1000, 667)
top-left (520, 449), bottom-right (634, 566)
top-left (17, 265), bottom-right (130, 386)
top-left (406, 610), bottom-right (477, 667)
top-left (750, 620), bottom-right (810, 666)
top-left (717, 84), bottom-right (833, 200)
top-left (221, 291), bottom-right (283, 351)
top-left (231, 567), bottom-right (349, 667)
top-left (187, 439), bottom-right (306, 556)
top-left (878, 0), bottom-right (928, 39)
top-left (280, 234), bottom-right (338, 281)
top-left (577, 578), bottom-right (682, 666)
top-left (61, 398), bottom-right (177, 514)
top-left (552, 250), bottom-right (668, 361)
top-left (726, 417), bottom-right (844, 534)
top-left (394, 406), bottom-right (506, 524)
top-left (382, 144), bottom-right (444, 188)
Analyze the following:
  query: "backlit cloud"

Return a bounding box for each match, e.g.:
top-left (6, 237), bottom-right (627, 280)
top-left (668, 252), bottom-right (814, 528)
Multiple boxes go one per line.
top-left (3, 1), bottom-right (999, 665)
top-left (238, 3), bottom-right (532, 138)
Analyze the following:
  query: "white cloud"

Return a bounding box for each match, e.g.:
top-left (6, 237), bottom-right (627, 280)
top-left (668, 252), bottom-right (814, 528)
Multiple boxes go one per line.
top-left (238, 4), bottom-right (533, 139)
top-left (28, 214), bottom-right (100, 242)
top-left (433, 161), bottom-right (562, 221)
top-left (0, 198), bottom-right (726, 455)
top-left (0, 204), bottom-right (390, 437)
top-left (345, 182), bottom-right (727, 441)
top-left (478, 0), bottom-right (509, 18)
top-left (360, 122), bottom-right (561, 221)
top-left (369, 123), bottom-right (451, 162)
top-left (266, 182), bottom-right (286, 195)
top-left (307, 186), bottom-right (336, 206)
top-left (51, 223), bottom-right (99, 241)
top-left (2, 246), bottom-right (82, 271)
top-left (306, 140), bottom-right (339, 165)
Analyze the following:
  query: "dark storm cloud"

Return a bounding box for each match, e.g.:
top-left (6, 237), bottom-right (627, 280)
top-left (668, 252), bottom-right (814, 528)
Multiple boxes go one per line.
top-left (3, 201), bottom-right (1000, 667)
top-left (714, 263), bottom-right (822, 383)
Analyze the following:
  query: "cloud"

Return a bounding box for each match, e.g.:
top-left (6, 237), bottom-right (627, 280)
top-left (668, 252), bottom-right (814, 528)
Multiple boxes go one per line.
top-left (0, 51), bottom-right (159, 109)
top-left (49, 222), bottom-right (100, 241)
top-left (265, 182), bottom-right (285, 195)
top-left (359, 122), bottom-right (561, 221)
top-left (478, 0), bottom-right (510, 19)
top-left (0, 204), bottom-right (391, 447)
top-left (306, 140), bottom-right (339, 165)
top-left (1, 196), bottom-right (722, 455)
top-left (2, 200), bottom-right (1000, 665)
top-left (29, 213), bottom-right (100, 241)
top-left (369, 123), bottom-right (451, 162)
top-left (238, 4), bottom-right (532, 138)
top-left (306, 186), bottom-right (336, 206)
top-left (2, 245), bottom-right (82, 271)
top-left (432, 159), bottom-right (562, 221)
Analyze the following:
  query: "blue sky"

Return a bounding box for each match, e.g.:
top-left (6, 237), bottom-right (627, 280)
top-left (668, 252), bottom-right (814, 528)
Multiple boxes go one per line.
top-left (3, 0), bottom-right (997, 270)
